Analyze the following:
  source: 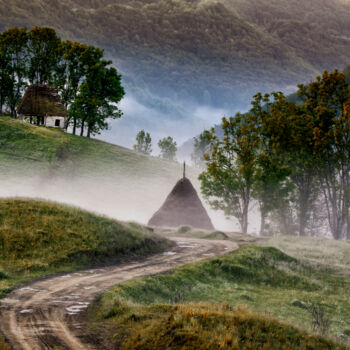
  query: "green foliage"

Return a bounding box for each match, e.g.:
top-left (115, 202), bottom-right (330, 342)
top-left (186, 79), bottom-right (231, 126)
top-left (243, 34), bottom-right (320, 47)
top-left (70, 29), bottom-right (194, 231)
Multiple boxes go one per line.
top-left (200, 70), bottom-right (350, 238)
top-left (133, 130), bottom-right (152, 155)
top-left (0, 26), bottom-right (124, 136)
top-left (199, 113), bottom-right (260, 233)
top-left (158, 136), bottom-right (177, 161)
top-left (28, 26), bottom-right (61, 84)
top-left (297, 70), bottom-right (350, 239)
top-left (0, 27), bottom-right (28, 117)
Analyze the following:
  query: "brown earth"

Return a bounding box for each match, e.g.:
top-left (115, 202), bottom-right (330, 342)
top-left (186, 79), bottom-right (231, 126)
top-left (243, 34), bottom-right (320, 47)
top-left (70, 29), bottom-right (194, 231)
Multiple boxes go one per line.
top-left (0, 237), bottom-right (237, 350)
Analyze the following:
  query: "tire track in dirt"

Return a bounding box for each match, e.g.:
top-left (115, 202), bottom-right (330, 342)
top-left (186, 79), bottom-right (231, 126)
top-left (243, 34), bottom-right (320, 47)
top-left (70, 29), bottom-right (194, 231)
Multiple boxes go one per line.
top-left (0, 237), bottom-right (238, 349)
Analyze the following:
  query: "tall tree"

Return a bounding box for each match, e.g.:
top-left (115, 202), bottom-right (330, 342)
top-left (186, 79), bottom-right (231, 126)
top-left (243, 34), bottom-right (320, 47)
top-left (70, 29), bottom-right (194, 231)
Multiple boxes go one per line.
top-left (71, 58), bottom-right (124, 137)
top-left (251, 92), bottom-right (319, 236)
top-left (28, 27), bottom-right (61, 85)
top-left (298, 70), bottom-right (350, 240)
top-left (0, 34), bottom-right (11, 113)
top-left (200, 114), bottom-right (259, 234)
top-left (53, 41), bottom-right (91, 131)
top-left (0, 27), bottom-right (28, 118)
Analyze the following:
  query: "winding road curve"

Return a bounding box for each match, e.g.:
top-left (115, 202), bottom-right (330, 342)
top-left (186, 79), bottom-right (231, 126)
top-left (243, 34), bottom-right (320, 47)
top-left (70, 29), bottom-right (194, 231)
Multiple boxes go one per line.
top-left (0, 237), bottom-right (238, 350)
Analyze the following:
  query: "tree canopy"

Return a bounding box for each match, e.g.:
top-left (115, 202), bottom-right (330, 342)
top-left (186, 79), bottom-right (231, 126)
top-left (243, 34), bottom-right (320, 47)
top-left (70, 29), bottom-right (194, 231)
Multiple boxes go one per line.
top-left (200, 70), bottom-right (350, 240)
top-left (0, 26), bottom-right (124, 137)
top-left (158, 136), bottom-right (177, 161)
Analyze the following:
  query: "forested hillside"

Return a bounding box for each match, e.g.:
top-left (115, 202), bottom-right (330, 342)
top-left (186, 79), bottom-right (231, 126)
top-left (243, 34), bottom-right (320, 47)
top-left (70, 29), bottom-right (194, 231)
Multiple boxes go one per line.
top-left (0, 0), bottom-right (349, 109)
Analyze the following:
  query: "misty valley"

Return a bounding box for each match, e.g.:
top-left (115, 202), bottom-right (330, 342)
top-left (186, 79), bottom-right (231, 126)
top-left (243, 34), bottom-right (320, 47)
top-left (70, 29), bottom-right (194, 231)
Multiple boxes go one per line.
top-left (1, 1), bottom-right (350, 349)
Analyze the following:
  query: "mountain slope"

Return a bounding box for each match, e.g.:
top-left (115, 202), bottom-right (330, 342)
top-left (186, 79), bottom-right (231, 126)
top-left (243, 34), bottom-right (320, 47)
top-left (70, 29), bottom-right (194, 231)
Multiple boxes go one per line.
top-left (0, 0), bottom-right (349, 109)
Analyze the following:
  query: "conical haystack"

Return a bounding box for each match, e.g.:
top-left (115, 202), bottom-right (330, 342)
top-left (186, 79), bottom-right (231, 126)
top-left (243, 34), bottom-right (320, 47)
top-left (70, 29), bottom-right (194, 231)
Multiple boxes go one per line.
top-left (148, 177), bottom-right (214, 230)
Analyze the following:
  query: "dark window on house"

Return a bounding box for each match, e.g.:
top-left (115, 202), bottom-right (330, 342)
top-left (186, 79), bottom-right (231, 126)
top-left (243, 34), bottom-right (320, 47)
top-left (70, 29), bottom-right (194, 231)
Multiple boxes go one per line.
top-left (55, 119), bottom-right (60, 127)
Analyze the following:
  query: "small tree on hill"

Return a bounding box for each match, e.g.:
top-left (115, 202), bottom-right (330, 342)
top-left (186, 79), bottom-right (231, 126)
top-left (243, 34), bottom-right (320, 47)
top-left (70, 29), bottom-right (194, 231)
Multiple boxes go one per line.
top-left (134, 130), bottom-right (152, 155)
top-left (158, 136), bottom-right (177, 161)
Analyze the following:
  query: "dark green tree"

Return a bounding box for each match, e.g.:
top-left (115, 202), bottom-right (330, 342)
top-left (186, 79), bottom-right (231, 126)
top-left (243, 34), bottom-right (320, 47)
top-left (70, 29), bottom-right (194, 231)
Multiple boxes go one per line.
top-left (53, 41), bottom-right (93, 131)
top-left (0, 34), bottom-right (11, 113)
top-left (0, 27), bottom-right (28, 118)
top-left (298, 70), bottom-right (350, 239)
top-left (71, 59), bottom-right (124, 137)
top-left (28, 26), bottom-right (61, 84)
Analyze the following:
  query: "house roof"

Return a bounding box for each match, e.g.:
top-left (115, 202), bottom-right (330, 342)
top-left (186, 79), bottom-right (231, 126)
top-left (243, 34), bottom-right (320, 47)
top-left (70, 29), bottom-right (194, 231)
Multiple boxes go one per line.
top-left (17, 84), bottom-right (67, 117)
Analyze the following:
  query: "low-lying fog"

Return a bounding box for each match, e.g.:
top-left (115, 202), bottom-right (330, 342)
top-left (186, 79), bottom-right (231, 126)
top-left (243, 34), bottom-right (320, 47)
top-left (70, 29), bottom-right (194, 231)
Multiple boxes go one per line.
top-left (0, 171), bottom-right (260, 234)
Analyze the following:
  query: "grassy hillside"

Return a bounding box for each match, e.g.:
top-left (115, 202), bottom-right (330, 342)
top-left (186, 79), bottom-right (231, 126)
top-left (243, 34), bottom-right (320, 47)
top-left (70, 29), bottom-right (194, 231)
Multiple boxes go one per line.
top-left (0, 198), bottom-right (170, 298)
top-left (0, 0), bottom-right (349, 108)
top-left (0, 117), bottom-right (209, 226)
top-left (91, 242), bottom-right (350, 348)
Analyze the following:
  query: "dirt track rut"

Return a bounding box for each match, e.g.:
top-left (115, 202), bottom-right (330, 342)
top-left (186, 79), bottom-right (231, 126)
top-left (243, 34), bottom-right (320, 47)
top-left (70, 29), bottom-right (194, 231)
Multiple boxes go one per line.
top-left (0, 237), bottom-right (238, 350)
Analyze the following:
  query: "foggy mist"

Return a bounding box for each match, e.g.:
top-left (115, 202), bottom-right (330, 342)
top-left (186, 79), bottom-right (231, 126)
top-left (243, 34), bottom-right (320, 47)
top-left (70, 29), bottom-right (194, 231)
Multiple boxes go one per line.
top-left (0, 170), bottom-right (256, 233)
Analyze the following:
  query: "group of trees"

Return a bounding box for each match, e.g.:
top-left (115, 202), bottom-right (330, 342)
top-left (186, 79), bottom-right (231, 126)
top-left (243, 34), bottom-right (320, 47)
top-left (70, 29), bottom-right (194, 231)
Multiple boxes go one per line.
top-left (0, 26), bottom-right (124, 137)
top-left (133, 130), bottom-right (177, 160)
top-left (199, 70), bottom-right (350, 240)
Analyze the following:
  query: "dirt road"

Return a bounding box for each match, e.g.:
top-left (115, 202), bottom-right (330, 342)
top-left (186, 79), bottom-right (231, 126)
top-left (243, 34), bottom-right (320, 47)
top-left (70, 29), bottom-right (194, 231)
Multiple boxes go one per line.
top-left (0, 237), bottom-right (237, 350)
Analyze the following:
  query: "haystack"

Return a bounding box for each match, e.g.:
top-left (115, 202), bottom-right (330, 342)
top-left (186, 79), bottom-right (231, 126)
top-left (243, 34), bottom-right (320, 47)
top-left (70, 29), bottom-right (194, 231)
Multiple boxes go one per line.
top-left (148, 173), bottom-right (214, 230)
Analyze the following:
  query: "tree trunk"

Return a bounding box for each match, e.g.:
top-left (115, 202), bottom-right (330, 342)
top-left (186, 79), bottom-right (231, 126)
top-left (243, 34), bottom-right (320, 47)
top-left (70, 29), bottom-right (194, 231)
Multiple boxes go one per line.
top-left (73, 116), bottom-right (77, 135)
top-left (80, 120), bottom-right (85, 136)
top-left (10, 105), bottom-right (16, 118)
top-left (299, 211), bottom-right (308, 237)
top-left (260, 211), bottom-right (267, 236)
top-left (240, 194), bottom-right (249, 234)
top-left (87, 125), bottom-right (91, 138)
top-left (36, 116), bottom-right (40, 126)
top-left (30, 116), bottom-right (33, 124)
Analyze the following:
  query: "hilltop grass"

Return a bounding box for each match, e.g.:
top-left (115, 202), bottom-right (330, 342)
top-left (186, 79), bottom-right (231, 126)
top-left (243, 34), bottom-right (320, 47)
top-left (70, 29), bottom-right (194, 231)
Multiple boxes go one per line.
top-left (91, 244), bottom-right (350, 348)
top-left (0, 198), bottom-right (171, 298)
top-left (0, 116), bottom-right (185, 178)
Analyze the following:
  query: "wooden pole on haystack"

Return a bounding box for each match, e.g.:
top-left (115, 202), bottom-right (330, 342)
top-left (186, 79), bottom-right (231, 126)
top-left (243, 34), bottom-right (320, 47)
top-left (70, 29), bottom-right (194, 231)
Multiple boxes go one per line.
top-left (183, 161), bottom-right (186, 179)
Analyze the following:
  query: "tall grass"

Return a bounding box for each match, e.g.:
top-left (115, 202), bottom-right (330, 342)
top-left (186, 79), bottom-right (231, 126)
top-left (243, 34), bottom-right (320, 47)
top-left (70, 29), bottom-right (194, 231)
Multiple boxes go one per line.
top-left (92, 245), bottom-right (350, 348)
top-left (118, 304), bottom-right (346, 350)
